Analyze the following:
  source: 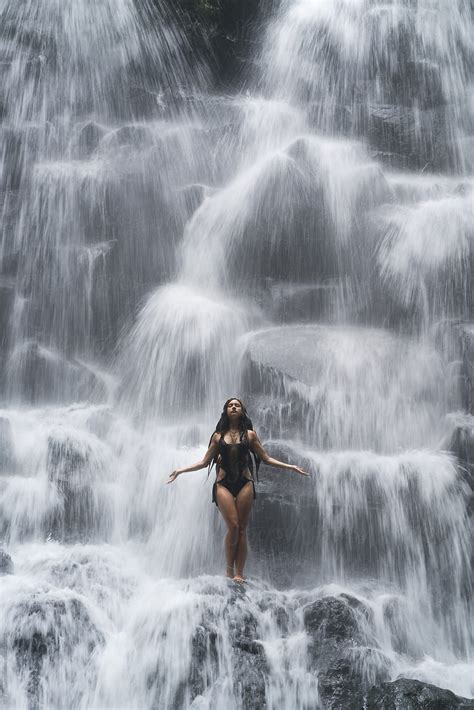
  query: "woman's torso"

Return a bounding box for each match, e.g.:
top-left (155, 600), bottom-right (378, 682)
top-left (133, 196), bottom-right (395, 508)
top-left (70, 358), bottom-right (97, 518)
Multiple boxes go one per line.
top-left (216, 433), bottom-right (252, 483)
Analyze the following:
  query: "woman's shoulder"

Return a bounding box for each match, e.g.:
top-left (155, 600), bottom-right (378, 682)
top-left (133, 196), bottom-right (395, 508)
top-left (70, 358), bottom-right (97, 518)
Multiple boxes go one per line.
top-left (246, 429), bottom-right (257, 442)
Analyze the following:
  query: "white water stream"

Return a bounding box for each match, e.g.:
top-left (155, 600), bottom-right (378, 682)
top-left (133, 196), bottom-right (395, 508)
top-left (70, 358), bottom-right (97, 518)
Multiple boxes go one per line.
top-left (0, 0), bottom-right (472, 707)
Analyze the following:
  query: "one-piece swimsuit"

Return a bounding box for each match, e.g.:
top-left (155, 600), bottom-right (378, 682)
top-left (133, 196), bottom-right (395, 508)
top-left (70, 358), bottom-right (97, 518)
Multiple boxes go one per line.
top-left (212, 432), bottom-right (256, 504)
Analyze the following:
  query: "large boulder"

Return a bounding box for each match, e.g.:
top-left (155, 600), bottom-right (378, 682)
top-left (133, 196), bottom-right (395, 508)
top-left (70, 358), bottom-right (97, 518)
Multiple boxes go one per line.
top-left (303, 595), bottom-right (389, 710)
top-left (304, 596), bottom-right (365, 645)
top-left (151, 585), bottom-right (268, 709)
top-left (366, 678), bottom-right (474, 709)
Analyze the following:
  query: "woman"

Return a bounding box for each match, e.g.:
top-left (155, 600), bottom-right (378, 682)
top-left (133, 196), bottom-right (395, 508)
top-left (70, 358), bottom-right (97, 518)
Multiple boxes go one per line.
top-left (167, 398), bottom-right (309, 583)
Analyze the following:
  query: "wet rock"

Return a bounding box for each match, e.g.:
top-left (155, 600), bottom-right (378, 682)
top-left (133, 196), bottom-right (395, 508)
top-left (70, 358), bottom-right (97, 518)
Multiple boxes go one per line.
top-left (367, 104), bottom-right (457, 171)
top-left (74, 120), bottom-right (107, 155)
top-left (0, 417), bottom-right (15, 473)
top-left (318, 656), bottom-right (366, 710)
top-left (0, 549), bottom-right (14, 575)
top-left (173, 0), bottom-right (272, 90)
top-left (365, 678), bottom-right (474, 709)
top-left (186, 601), bottom-right (267, 709)
top-left (448, 414), bottom-right (474, 490)
top-left (228, 604), bottom-right (268, 709)
top-left (11, 596), bottom-right (103, 705)
top-left (263, 279), bottom-right (344, 324)
top-left (317, 645), bottom-right (392, 710)
top-left (304, 597), bottom-right (363, 644)
top-left (8, 342), bottom-right (103, 404)
top-left (303, 596), bottom-right (387, 710)
top-left (46, 432), bottom-right (111, 541)
top-left (188, 622), bottom-right (219, 699)
top-left (233, 645), bottom-right (267, 710)
top-left (389, 59), bottom-right (446, 111)
top-left (382, 597), bottom-right (415, 657)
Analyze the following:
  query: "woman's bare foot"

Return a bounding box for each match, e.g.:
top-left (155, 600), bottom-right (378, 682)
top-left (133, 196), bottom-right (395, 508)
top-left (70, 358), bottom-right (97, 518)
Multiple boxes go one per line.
top-left (233, 574), bottom-right (246, 583)
top-left (225, 565), bottom-right (234, 578)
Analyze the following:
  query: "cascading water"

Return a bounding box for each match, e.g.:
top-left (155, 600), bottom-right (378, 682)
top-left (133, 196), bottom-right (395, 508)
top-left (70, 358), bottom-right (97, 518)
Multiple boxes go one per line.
top-left (0, 0), bottom-right (473, 708)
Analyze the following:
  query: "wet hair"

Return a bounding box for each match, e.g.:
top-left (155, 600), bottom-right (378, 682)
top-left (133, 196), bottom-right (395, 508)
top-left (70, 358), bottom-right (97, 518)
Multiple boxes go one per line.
top-left (208, 398), bottom-right (260, 480)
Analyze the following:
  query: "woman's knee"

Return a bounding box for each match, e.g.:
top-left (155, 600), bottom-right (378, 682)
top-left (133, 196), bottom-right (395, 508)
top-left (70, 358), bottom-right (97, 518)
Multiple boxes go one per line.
top-left (226, 519), bottom-right (239, 541)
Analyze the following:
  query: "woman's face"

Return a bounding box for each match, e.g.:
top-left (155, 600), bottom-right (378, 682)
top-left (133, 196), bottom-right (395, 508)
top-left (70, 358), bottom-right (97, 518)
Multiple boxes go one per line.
top-left (226, 399), bottom-right (243, 418)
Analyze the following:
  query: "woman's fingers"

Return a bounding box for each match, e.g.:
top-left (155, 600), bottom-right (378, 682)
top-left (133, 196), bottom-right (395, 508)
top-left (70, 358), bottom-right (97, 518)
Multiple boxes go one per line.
top-left (294, 466), bottom-right (310, 476)
top-left (166, 471), bottom-right (178, 484)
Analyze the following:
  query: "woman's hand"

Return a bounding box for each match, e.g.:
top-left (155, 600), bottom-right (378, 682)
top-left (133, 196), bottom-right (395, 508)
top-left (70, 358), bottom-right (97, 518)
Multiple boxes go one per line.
top-left (292, 465), bottom-right (310, 476)
top-left (167, 470), bottom-right (180, 484)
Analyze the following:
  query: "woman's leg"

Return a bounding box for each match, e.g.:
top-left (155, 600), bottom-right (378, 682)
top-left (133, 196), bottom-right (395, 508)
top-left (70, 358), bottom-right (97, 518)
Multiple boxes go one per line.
top-left (234, 482), bottom-right (254, 582)
top-left (215, 484), bottom-right (239, 577)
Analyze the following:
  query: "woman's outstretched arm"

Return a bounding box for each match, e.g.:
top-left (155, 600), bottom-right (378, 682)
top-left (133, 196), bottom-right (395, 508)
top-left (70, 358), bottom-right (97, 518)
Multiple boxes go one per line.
top-left (167, 433), bottom-right (220, 484)
top-left (248, 431), bottom-right (309, 476)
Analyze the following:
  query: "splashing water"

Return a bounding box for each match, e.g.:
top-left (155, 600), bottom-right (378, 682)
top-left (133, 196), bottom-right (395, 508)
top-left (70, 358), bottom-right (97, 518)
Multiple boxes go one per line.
top-left (0, 0), bottom-right (473, 707)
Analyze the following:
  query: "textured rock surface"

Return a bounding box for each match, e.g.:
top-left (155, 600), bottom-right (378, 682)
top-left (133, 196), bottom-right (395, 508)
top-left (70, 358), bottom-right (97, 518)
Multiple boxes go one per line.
top-left (11, 595), bottom-right (104, 706)
top-left (367, 104), bottom-right (457, 171)
top-left (302, 595), bottom-right (390, 710)
top-left (173, 0), bottom-right (275, 88)
top-left (366, 678), bottom-right (474, 709)
top-left (0, 548), bottom-right (14, 575)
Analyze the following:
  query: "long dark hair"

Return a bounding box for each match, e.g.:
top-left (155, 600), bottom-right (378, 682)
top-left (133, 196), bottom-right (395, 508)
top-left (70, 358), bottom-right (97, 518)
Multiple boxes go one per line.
top-left (208, 398), bottom-right (260, 480)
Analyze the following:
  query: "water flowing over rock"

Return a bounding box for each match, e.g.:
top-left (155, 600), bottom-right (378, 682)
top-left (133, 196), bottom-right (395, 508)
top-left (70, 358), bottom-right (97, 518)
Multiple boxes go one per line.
top-left (366, 678), bottom-right (474, 709)
top-left (0, 0), bottom-right (473, 707)
top-left (0, 549), bottom-right (14, 575)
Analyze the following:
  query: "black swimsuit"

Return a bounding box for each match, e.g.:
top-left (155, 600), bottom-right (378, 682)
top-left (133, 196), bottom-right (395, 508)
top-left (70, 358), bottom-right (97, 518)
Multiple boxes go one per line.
top-left (212, 433), bottom-right (256, 504)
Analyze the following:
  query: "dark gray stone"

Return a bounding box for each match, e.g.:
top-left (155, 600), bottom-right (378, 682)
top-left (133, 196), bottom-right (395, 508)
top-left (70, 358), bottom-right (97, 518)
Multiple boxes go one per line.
top-left (318, 656), bottom-right (366, 710)
top-left (302, 595), bottom-right (390, 709)
top-left (0, 549), bottom-right (14, 575)
top-left (304, 597), bottom-right (364, 645)
top-left (367, 104), bottom-right (458, 172)
top-left (228, 605), bottom-right (268, 709)
top-left (183, 597), bottom-right (267, 709)
top-left (366, 678), bottom-right (474, 709)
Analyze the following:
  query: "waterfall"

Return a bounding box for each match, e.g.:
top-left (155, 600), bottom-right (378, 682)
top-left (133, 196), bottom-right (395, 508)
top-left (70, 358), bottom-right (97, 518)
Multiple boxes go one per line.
top-left (0, 0), bottom-right (473, 707)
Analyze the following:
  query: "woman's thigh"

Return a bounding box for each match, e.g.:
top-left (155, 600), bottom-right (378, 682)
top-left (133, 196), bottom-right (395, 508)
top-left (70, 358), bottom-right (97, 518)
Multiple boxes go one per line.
top-left (216, 484), bottom-right (238, 529)
top-left (235, 482), bottom-right (254, 529)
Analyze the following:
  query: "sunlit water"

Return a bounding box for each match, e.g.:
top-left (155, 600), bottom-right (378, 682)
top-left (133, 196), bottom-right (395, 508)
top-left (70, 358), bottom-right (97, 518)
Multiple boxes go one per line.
top-left (0, 0), bottom-right (473, 707)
